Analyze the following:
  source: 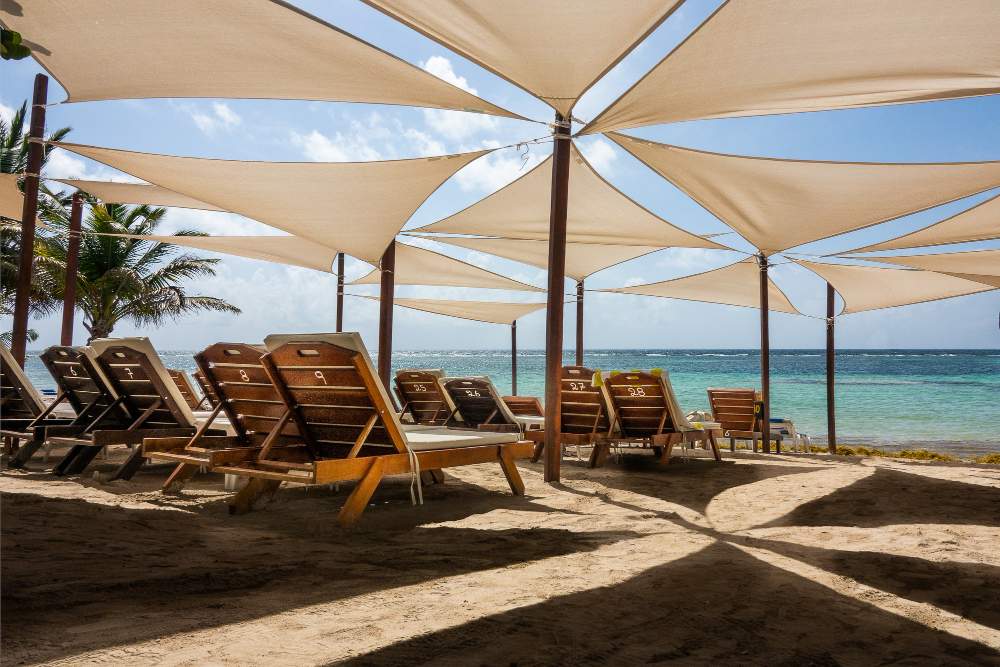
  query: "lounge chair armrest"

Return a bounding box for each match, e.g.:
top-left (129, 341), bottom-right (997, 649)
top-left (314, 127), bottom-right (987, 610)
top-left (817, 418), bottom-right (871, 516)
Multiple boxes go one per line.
top-left (141, 436), bottom-right (194, 453)
top-left (93, 427), bottom-right (197, 446)
top-left (39, 424), bottom-right (89, 437)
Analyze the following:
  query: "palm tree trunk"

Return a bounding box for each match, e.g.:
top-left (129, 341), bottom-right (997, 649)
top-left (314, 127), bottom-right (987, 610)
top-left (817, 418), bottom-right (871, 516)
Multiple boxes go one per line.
top-left (86, 321), bottom-right (113, 343)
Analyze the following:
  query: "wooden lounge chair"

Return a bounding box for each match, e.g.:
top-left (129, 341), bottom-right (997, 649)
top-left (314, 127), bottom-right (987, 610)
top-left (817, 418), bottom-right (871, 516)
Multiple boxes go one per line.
top-left (599, 369), bottom-right (722, 467)
top-left (529, 365), bottom-right (615, 466)
top-left (394, 369), bottom-right (454, 425)
top-left (143, 342), bottom-right (298, 491)
top-left (6, 345), bottom-right (130, 468)
top-left (49, 337), bottom-right (218, 481)
top-left (440, 376), bottom-right (543, 433)
top-left (214, 333), bottom-right (532, 526)
top-left (502, 395), bottom-right (544, 420)
top-left (1, 344), bottom-right (75, 457)
top-left (193, 369), bottom-right (219, 409)
top-left (706, 388), bottom-right (763, 452)
top-left (168, 368), bottom-right (205, 410)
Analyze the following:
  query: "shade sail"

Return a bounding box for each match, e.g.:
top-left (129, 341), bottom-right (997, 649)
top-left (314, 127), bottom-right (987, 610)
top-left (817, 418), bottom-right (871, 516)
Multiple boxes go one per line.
top-left (363, 0), bottom-right (681, 116)
top-left (0, 173), bottom-right (24, 221)
top-left (1, 0), bottom-right (519, 118)
top-left (418, 235), bottom-right (662, 282)
top-left (55, 142), bottom-right (488, 263)
top-left (57, 179), bottom-right (223, 212)
top-left (584, 0), bottom-right (1000, 134)
top-left (795, 259), bottom-right (995, 314)
top-left (604, 260), bottom-right (798, 315)
top-left (847, 194), bottom-right (1000, 254)
top-left (610, 133), bottom-right (1000, 255)
top-left (856, 249), bottom-right (1000, 289)
top-left (414, 142), bottom-right (724, 249)
top-left (351, 241), bottom-right (543, 291)
top-left (103, 234), bottom-right (339, 273)
top-left (359, 295), bottom-right (545, 325)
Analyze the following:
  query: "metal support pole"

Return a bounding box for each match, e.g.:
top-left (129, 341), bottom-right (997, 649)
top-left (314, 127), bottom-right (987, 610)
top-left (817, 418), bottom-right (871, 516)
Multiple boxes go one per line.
top-left (60, 193), bottom-right (83, 346)
top-left (826, 282), bottom-right (837, 453)
top-left (11, 73), bottom-right (48, 367)
top-left (543, 112), bottom-right (571, 483)
top-left (336, 252), bottom-right (345, 332)
top-left (511, 320), bottom-right (518, 396)
top-left (377, 243), bottom-right (395, 388)
top-left (758, 253), bottom-right (772, 454)
top-left (575, 279), bottom-right (584, 366)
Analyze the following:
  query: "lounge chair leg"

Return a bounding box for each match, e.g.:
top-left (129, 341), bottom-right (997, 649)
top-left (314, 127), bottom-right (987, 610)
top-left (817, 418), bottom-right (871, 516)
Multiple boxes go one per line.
top-left (655, 436), bottom-right (679, 466)
top-left (97, 445), bottom-right (146, 483)
top-left (419, 469), bottom-right (445, 486)
top-left (337, 458), bottom-right (385, 527)
top-left (729, 437), bottom-right (736, 453)
top-left (588, 441), bottom-right (609, 468)
top-left (707, 431), bottom-right (722, 462)
top-left (162, 463), bottom-right (199, 493)
top-left (55, 445), bottom-right (102, 476)
top-left (498, 447), bottom-right (525, 496)
top-left (752, 435), bottom-right (759, 453)
top-left (8, 436), bottom-right (45, 469)
top-left (229, 478), bottom-right (282, 515)
top-left (530, 442), bottom-right (544, 463)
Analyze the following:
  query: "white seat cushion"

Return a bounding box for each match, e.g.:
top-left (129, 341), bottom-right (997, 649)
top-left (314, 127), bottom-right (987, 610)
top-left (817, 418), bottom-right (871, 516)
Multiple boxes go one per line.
top-left (403, 427), bottom-right (520, 451)
top-left (516, 415), bottom-right (544, 430)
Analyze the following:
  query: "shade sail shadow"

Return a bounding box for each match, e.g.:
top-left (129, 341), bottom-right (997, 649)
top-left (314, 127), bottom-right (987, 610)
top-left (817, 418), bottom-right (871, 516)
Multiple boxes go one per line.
top-left (558, 458), bottom-right (824, 516)
top-left (750, 535), bottom-right (1000, 631)
top-left (761, 467), bottom-right (1000, 529)
top-left (337, 541), bottom-right (999, 666)
top-left (1, 490), bottom-right (636, 664)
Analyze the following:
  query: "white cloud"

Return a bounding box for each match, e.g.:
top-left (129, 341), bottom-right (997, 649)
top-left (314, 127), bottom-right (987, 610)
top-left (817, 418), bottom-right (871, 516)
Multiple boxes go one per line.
top-left (0, 101), bottom-right (15, 124)
top-left (189, 102), bottom-right (242, 136)
top-left (43, 148), bottom-right (140, 182)
top-left (290, 128), bottom-right (382, 162)
top-left (577, 137), bottom-right (618, 175)
top-left (421, 56), bottom-right (498, 140)
top-left (454, 145), bottom-right (545, 193)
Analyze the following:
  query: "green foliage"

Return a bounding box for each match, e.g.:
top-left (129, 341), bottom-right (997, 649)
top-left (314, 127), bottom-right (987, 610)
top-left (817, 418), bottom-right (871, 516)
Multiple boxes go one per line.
top-left (36, 201), bottom-right (241, 341)
top-left (973, 453), bottom-right (1000, 465)
top-left (1, 29), bottom-right (31, 61)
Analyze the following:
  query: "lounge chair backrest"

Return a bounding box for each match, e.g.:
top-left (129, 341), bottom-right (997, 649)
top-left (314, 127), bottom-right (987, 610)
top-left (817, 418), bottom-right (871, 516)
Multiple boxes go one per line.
top-left (168, 369), bottom-right (202, 410)
top-left (263, 333), bottom-right (406, 458)
top-left (560, 366), bottom-right (612, 435)
top-left (394, 368), bottom-right (455, 425)
top-left (605, 370), bottom-right (691, 438)
top-left (707, 388), bottom-right (758, 433)
top-left (195, 342), bottom-right (297, 441)
top-left (89, 337), bottom-right (196, 429)
top-left (440, 376), bottom-right (519, 429)
top-left (502, 395), bottom-right (544, 417)
top-left (0, 344), bottom-right (45, 418)
top-left (39, 346), bottom-right (129, 425)
top-left (193, 369), bottom-right (219, 408)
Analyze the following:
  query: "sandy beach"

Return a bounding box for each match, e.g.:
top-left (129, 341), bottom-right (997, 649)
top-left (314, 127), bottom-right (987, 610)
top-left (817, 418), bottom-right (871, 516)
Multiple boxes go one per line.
top-left (2, 447), bottom-right (999, 666)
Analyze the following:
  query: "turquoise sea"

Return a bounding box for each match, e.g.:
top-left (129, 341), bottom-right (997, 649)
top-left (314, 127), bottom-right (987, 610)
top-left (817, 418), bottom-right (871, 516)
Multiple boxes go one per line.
top-left (22, 348), bottom-right (1000, 458)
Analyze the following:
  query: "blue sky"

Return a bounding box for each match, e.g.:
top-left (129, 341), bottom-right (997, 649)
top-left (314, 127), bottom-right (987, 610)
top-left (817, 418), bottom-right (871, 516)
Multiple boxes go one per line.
top-left (2, 0), bottom-right (998, 351)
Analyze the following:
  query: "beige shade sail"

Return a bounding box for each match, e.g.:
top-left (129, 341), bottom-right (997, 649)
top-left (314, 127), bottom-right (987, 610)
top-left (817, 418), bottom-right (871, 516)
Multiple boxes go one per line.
top-left (414, 142), bottom-right (725, 249)
top-left (363, 0), bottom-right (681, 116)
top-left (57, 179), bottom-right (223, 211)
top-left (584, 0), bottom-right (1000, 134)
top-left (847, 194), bottom-right (1000, 254)
top-left (417, 235), bottom-right (662, 282)
top-left (795, 259), bottom-right (995, 314)
top-left (55, 141), bottom-right (488, 264)
top-left (1, 0), bottom-right (520, 118)
top-left (854, 249), bottom-right (1000, 289)
top-left (610, 133), bottom-right (1000, 255)
top-left (0, 173), bottom-right (24, 221)
top-left (358, 295), bottom-right (546, 325)
top-left (352, 241), bottom-right (543, 291)
top-left (100, 233), bottom-right (339, 273)
top-left (604, 260), bottom-right (798, 315)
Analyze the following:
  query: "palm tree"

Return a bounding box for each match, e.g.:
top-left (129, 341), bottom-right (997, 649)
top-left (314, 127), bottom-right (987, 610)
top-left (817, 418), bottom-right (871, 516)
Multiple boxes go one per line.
top-left (1, 100), bottom-right (72, 344)
top-left (38, 202), bottom-right (241, 341)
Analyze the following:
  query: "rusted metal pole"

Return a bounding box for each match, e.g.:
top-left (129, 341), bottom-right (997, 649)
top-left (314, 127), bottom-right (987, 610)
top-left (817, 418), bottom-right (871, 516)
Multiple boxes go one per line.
top-left (758, 253), bottom-right (772, 454)
top-left (336, 252), bottom-right (345, 332)
top-left (826, 282), bottom-right (837, 453)
top-left (543, 112), bottom-right (571, 483)
top-left (377, 243), bottom-right (395, 388)
top-left (511, 320), bottom-right (518, 396)
top-left (60, 193), bottom-right (83, 346)
top-left (11, 73), bottom-right (48, 367)
top-left (575, 279), bottom-right (584, 366)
